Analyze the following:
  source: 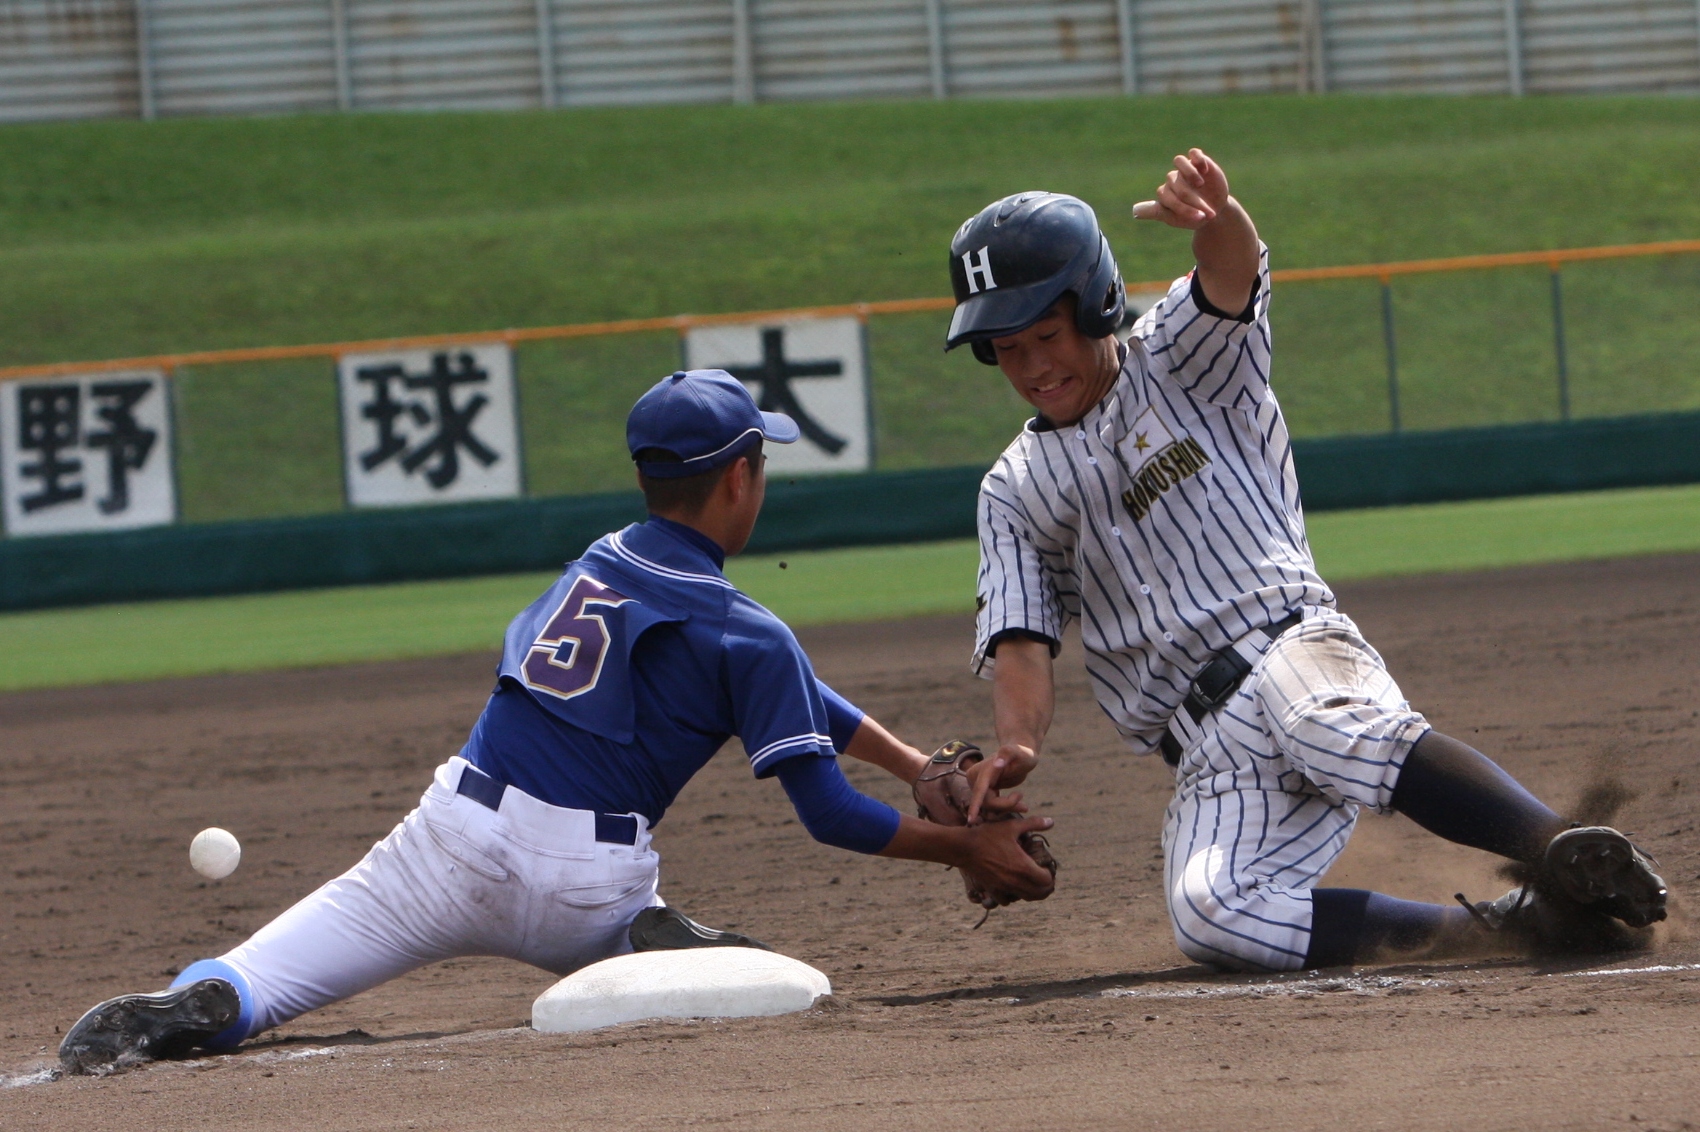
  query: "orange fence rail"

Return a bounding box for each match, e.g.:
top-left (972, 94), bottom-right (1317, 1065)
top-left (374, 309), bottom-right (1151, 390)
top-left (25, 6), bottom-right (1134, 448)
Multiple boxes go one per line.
top-left (1, 238), bottom-right (1697, 386)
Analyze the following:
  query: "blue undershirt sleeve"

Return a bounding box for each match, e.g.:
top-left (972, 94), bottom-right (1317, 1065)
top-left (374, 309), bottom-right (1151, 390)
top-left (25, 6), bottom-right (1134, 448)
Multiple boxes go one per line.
top-left (814, 679), bottom-right (866, 753)
top-left (774, 754), bottom-right (901, 855)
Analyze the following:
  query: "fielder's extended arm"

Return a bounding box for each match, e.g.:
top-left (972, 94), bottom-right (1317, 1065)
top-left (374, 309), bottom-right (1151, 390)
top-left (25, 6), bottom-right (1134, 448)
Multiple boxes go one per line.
top-left (772, 753), bottom-right (1055, 901)
top-left (842, 715), bottom-right (930, 785)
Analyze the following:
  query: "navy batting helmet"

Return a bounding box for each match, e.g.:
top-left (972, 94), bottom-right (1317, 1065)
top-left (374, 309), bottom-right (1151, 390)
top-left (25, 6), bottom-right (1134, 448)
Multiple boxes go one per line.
top-left (945, 191), bottom-right (1125, 365)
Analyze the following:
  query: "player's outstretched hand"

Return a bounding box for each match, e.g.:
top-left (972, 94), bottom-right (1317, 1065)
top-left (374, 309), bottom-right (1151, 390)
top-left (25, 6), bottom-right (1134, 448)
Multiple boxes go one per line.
top-left (965, 744), bottom-right (1038, 825)
top-left (1132, 148), bottom-right (1231, 230)
top-left (960, 816), bottom-right (1058, 905)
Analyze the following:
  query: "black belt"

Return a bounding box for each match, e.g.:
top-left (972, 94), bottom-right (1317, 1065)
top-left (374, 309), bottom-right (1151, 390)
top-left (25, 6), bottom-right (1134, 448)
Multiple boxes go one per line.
top-left (1161, 612), bottom-right (1304, 768)
top-left (455, 764), bottom-right (640, 846)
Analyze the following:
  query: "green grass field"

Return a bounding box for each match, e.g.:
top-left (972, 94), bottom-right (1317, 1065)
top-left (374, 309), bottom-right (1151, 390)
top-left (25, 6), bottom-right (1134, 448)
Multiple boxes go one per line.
top-left (3, 483), bottom-right (1697, 693)
top-left (4, 98), bottom-right (1699, 522)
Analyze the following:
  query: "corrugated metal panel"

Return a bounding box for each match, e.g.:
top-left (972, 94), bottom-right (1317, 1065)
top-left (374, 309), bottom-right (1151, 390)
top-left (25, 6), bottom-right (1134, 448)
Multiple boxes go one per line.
top-left (552, 0), bottom-right (734, 106)
top-left (1522, 0), bottom-right (1700, 93)
top-left (0, 0), bottom-right (138, 121)
top-left (1135, 0), bottom-right (1305, 94)
top-left (149, 0), bottom-right (336, 115)
top-left (943, 0), bottom-right (1122, 97)
top-left (751, 0), bottom-right (932, 101)
top-left (1323, 0), bottom-right (1514, 94)
top-left (349, 0), bottom-right (542, 110)
top-left (4, 0), bottom-right (1700, 122)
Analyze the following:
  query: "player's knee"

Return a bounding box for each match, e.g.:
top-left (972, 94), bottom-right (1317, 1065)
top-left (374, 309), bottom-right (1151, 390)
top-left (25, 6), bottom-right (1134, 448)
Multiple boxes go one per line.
top-left (1167, 893), bottom-right (1267, 972)
top-left (1169, 914), bottom-right (1290, 973)
top-left (1168, 863), bottom-right (1239, 963)
top-left (1168, 913), bottom-right (1230, 968)
top-left (1167, 854), bottom-right (1296, 974)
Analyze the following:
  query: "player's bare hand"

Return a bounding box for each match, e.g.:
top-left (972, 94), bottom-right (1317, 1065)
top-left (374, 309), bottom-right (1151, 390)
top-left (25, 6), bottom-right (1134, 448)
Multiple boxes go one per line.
top-left (1132, 148), bottom-right (1232, 230)
top-left (960, 816), bottom-right (1057, 903)
top-left (965, 746), bottom-right (1039, 824)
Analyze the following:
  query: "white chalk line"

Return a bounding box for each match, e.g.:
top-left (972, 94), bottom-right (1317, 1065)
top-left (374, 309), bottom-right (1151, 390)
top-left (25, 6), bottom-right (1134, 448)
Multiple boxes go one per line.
top-left (250, 1046), bottom-right (336, 1064)
top-left (1561, 962), bottom-right (1700, 978)
top-left (1093, 960), bottom-right (1700, 1002)
top-left (1100, 974), bottom-right (1449, 1001)
top-left (0, 1067), bottom-right (59, 1089)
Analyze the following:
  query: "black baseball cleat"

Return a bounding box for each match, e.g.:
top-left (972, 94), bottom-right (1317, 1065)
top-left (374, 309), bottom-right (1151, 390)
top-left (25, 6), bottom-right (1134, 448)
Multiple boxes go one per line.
top-left (1541, 826), bottom-right (1667, 928)
top-left (1456, 885), bottom-right (1541, 940)
top-left (1457, 825), bottom-right (1668, 958)
top-left (628, 906), bottom-right (772, 952)
top-left (58, 978), bottom-right (240, 1075)
top-left (1453, 886), bottom-right (1640, 955)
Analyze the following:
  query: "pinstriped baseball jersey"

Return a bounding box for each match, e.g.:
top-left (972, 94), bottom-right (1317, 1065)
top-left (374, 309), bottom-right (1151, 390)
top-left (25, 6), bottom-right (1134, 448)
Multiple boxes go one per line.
top-left (973, 244), bottom-right (1337, 755)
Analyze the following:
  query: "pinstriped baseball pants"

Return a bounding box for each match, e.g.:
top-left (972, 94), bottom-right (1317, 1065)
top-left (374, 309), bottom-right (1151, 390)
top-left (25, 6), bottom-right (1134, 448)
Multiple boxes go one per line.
top-left (1161, 611), bottom-right (1431, 972)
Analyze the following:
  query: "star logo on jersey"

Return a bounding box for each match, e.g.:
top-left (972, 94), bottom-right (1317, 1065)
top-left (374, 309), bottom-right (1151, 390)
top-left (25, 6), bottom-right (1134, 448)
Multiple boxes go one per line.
top-left (1116, 407), bottom-right (1210, 523)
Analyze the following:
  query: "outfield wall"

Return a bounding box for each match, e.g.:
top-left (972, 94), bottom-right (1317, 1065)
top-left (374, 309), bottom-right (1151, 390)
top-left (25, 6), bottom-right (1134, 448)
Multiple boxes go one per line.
top-left (2, 410), bottom-right (1697, 611)
top-left (4, 0), bottom-right (1699, 124)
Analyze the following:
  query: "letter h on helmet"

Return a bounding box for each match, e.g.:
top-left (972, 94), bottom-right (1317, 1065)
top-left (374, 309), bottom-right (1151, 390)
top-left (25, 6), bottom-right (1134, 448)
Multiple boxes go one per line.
top-left (945, 192), bottom-right (1126, 366)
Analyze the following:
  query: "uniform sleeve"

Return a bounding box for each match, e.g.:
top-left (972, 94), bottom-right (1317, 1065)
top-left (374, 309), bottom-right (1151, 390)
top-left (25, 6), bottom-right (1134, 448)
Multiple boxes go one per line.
top-left (1134, 242), bottom-right (1272, 411)
top-left (972, 466), bottom-right (1070, 679)
top-left (723, 602), bottom-right (835, 777)
top-left (774, 755), bottom-right (901, 855)
top-left (815, 679), bottom-right (866, 753)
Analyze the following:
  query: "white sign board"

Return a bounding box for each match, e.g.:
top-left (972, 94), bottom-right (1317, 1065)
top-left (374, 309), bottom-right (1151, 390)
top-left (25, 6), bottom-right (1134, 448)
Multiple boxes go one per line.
top-left (337, 344), bottom-right (523, 508)
top-left (684, 317), bottom-right (872, 476)
top-left (1, 371), bottom-right (176, 537)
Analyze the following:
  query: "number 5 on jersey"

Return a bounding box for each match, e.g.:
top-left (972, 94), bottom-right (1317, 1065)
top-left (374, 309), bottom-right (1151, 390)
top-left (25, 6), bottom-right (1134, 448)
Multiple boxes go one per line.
top-left (521, 575), bottom-right (634, 701)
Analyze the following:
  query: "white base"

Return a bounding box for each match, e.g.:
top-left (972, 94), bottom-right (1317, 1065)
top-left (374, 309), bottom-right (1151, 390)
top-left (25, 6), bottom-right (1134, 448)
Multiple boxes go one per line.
top-left (532, 948), bottom-right (831, 1033)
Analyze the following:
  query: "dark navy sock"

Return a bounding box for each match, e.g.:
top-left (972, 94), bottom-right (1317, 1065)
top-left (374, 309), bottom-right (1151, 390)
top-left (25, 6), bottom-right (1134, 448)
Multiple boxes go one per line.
top-left (1391, 730), bottom-right (1566, 863)
top-left (1306, 889), bottom-right (1471, 968)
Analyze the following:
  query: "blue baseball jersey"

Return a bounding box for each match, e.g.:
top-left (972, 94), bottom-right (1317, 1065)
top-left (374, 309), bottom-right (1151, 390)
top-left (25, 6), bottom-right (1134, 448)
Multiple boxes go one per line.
top-left (460, 517), bottom-right (864, 825)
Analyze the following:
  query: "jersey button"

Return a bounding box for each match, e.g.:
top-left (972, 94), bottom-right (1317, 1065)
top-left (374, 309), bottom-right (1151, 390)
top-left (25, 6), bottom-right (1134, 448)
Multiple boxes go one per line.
top-left (1087, 456), bottom-right (1098, 465)
top-left (1111, 526), bottom-right (1122, 538)
top-left (1075, 430), bottom-right (1086, 440)
top-left (1162, 632), bottom-right (1175, 643)
top-left (1139, 584), bottom-right (1151, 595)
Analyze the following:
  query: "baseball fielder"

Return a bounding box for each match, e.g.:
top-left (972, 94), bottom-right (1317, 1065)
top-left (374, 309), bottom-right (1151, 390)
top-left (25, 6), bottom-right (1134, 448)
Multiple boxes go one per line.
top-left (59, 370), bottom-right (1055, 1072)
top-left (942, 150), bottom-right (1666, 970)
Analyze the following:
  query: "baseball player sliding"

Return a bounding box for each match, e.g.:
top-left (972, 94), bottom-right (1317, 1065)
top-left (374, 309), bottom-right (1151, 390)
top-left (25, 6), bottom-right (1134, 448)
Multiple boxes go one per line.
top-left (58, 370), bottom-right (1056, 1073)
top-left (943, 149), bottom-right (1667, 970)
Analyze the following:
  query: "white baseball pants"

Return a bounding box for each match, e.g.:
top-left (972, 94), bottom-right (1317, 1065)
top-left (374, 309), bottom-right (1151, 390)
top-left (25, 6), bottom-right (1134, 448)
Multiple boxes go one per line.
top-left (1162, 611), bottom-right (1431, 972)
top-left (176, 757), bottom-right (662, 1042)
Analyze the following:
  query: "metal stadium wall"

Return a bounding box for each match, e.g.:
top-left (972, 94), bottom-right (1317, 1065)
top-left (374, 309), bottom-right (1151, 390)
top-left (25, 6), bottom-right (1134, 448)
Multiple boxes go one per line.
top-left (2, 0), bottom-right (1699, 122)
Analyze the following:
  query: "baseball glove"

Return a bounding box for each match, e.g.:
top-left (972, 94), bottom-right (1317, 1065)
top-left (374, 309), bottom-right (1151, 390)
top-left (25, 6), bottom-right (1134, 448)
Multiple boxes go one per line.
top-left (913, 740), bottom-right (1059, 914)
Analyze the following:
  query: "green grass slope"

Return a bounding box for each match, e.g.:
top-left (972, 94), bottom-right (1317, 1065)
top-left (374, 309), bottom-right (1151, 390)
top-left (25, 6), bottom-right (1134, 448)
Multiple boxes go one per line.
top-left (3, 97), bottom-right (1700, 521)
top-left (2, 483), bottom-right (1698, 692)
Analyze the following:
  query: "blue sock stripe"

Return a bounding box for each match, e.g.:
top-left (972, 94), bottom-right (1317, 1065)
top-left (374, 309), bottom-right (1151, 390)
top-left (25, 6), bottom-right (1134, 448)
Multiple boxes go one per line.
top-left (171, 958), bottom-right (256, 1049)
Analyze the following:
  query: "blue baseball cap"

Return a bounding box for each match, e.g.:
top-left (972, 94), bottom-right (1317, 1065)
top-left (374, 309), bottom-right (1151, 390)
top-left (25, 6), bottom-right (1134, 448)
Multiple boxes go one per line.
top-left (627, 369), bottom-right (800, 479)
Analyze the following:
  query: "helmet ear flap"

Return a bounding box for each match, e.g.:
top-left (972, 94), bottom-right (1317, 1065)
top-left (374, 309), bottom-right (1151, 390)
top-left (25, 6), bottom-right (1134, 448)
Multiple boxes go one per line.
top-left (971, 339), bottom-right (998, 366)
top-left (1073, 237), bottom-right (1125, 340)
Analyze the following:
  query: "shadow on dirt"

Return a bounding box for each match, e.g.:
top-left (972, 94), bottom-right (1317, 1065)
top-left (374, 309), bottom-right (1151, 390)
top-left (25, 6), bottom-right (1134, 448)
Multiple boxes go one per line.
top-left (240, 1027), bottom-right (470, 1050)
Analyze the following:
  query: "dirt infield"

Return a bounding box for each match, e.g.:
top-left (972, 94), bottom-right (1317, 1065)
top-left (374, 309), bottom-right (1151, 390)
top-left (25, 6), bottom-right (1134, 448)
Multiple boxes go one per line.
top-left (4, 553), bottom-right (1698, 1131)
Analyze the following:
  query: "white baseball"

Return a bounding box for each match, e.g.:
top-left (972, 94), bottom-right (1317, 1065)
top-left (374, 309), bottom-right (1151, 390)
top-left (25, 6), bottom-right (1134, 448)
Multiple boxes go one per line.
top-left (189, 827), bottom-right (241, 880)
